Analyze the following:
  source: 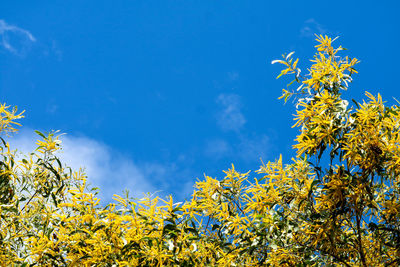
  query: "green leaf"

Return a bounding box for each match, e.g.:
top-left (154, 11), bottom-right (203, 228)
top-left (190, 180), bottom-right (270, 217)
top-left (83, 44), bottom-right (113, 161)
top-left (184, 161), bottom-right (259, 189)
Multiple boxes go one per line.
top-left (51, 193), bottom-right (58, 206)
top-left (351, 99), bottom-right (360, 109)
top-left (34, 130), bottom-right (46, 139)
top-left (212, 224), bottom-right (220, 231)
top-left (308, 179), bottom-right (320, 198)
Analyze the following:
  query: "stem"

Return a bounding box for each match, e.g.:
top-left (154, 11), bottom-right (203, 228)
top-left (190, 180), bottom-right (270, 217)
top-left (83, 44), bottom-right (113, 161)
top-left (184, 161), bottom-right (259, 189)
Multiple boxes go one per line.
top-left (233, 198), bottom-right (245, 216)
top-left (356, 209), bottom-right (367, 267)
top-left (21, 190), bottom-right (37, 212)
top-left (205, 216), bottom-right (211, 232)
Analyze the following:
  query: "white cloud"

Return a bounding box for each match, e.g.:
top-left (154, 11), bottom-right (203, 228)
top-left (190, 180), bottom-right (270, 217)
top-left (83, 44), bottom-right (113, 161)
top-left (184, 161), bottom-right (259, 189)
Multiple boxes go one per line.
top-left (38, 39), bottom-right (64, 61)
top-left (7, 130), bottom-right (155, 202)
top-left (60, 136), bottom-right (156, 200)
top-left (0, 19), bottom-right (36, 55)
top-left (204, 134), bottom-right (270, 163)
top-left (210, 93), bottom-right (271, 163)
top-left (204, 139), bottom-right (231, 159)
top-left (216, 93), bottom-right (246, 132)
top-left (236, 134), bottom-right (270, 163)
top-left (46, 104), bottom-right (58, 114)
top-left (7, 129), bottom-right (199, 203)
top-left (300, 18), bottom-right (327, 38)
top-left (227, 71), bottom-right (239, 82)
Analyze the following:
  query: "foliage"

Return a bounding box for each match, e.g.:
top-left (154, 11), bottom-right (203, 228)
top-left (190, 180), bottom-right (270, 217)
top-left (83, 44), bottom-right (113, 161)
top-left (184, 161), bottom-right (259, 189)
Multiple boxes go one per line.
top-left (1, 35), bottom-right (400, 266)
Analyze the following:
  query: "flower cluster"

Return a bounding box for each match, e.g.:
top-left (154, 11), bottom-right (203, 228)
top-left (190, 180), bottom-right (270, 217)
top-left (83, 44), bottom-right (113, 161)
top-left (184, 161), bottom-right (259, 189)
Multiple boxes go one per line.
top-left (1, 36), bottom-right (400, 266)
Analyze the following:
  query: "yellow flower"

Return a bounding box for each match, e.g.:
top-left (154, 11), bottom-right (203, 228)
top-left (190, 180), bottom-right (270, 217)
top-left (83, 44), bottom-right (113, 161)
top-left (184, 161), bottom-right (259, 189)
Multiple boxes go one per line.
top-left (35, 131), bottom-right (63, 153)
top-left (315, 34), bottom-right (334, 54)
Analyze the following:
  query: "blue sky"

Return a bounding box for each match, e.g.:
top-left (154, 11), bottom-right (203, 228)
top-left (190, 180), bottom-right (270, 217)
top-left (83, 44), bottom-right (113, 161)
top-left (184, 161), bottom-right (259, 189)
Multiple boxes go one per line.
top-left (1, 1), bottom-right (399, 202)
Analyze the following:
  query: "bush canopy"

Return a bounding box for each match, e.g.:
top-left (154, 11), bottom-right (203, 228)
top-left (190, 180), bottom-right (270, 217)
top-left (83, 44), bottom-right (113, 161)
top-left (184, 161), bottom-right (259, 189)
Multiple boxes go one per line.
top-left (1, 36), bottom-right (400, 266)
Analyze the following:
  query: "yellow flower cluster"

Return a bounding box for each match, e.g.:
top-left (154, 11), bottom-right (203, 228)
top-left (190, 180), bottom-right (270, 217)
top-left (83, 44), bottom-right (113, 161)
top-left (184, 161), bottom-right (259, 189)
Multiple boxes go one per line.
top-left (293, 90), bottom-right (342, 155)
top-left (1, 36), bottom-right (400, 266)
top-left (0, 103), bottom-right (24, 136)
top-left (303, 35), bottom-right (359, 91)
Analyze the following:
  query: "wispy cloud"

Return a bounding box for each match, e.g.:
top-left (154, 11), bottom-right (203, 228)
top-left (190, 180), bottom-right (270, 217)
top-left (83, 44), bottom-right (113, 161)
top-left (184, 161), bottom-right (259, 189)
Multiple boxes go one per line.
top-left (0, 19), bottom-right (36, 55)
top-left (227, 71), bottom-right (239, 82)
top-left (8, 130), bottom-right (155, 202)
top-left (210, 93), bottom-right (272, 164)
top-left (204, 134), bottom-right (270, 163)
top-left (46, 103), bottom-right (59, 114)
top-left (8, 129), bottom-right (197, 202)
top-left (58, 136), bottom-right (156, 200)
top-left (300, 18), bottom-right (327, 38)
top-left (204, 139), bottom-right (231, 160)
top-left (216, 93), bottom-right (246, 132)
top-left (236, 133), bottom-right (270, 163)
top-left (50, 40), bottom-right (63, 61)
